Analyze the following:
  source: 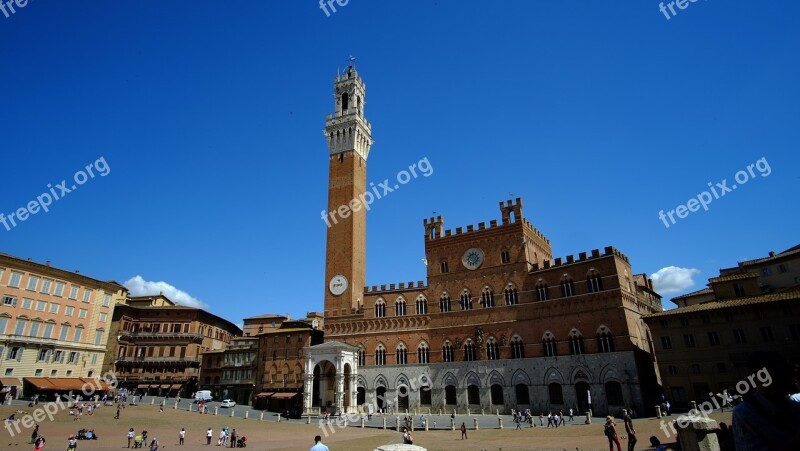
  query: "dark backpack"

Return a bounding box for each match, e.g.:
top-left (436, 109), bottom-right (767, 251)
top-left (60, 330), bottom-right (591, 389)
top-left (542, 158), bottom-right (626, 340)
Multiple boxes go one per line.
top-left (604, 424), bottom-right (613, 436)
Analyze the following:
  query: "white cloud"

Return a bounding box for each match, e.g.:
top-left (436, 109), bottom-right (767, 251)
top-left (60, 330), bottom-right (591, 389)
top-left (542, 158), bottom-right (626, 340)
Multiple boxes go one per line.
top-left (651, 266), bottom-right (701, 295)
top-left (123, 275), bottom-right (208, 309)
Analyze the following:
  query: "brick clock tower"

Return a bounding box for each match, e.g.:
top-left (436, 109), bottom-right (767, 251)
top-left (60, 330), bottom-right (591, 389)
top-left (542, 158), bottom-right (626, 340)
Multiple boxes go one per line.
top-left (323, 65), bottom-right (372, 313)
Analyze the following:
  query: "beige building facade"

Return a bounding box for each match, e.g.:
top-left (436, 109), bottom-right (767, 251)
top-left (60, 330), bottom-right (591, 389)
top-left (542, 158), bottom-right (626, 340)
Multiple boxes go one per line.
top-left (0, 253), bottom-right (127, 398)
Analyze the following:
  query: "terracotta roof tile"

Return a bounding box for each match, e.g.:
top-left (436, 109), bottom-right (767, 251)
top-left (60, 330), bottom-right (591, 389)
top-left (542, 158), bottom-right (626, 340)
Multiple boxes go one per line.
top-left (647, 289), bottom-right (800, 318)
top-left (708, 273), bottom-right (759, 283)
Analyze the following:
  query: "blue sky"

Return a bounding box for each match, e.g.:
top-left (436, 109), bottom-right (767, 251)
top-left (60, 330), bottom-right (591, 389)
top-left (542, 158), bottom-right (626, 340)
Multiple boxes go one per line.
top-left (1, 1), bottom-right (798, 323)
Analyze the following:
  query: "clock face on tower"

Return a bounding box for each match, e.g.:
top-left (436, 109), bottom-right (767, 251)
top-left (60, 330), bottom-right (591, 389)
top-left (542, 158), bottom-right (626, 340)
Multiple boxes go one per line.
top-left (329, 274), bottom-right (348, 296)
top-left (462, 247), bottom-right (485, 270)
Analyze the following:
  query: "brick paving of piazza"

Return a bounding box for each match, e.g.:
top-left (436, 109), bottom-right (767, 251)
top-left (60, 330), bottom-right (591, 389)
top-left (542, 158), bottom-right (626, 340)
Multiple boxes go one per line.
top-left (1, 398), bottom-right (733, 450)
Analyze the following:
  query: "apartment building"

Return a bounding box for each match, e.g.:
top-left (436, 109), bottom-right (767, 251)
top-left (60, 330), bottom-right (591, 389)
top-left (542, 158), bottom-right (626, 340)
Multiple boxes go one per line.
top-left (0, 253), bottom-right (127, 398)
top-left (103, 294), bottom-right (242, 397)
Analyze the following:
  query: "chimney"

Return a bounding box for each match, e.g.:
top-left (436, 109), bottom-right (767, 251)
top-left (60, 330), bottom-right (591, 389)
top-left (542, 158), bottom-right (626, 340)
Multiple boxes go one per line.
top-left (286, 313), bottom-right (291, 320)
top-left (769, 251), bottom-right (775, 257)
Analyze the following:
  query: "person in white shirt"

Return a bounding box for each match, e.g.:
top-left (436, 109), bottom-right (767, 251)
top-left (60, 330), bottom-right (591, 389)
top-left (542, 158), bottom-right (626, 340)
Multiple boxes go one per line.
top-left (310, 435), bottom-right (329, 451)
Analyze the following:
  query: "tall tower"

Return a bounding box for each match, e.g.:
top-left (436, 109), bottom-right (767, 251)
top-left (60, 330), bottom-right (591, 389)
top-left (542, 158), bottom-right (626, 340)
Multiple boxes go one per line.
top-left (323, 65), bottom-right (373, 313)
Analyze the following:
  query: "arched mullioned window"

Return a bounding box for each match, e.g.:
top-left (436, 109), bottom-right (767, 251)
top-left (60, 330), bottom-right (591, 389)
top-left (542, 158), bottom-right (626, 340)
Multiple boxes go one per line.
top-left (536, 280), bottom-right (548, 301)
top-left (560, 275), bottom-right (575, 297)
top-left (480, 286), bottom-right (495, 308)
top-left (543, 332), bottom-right (557, 357)
top-left (442, 341), bottom-right (454, 363)
top-left (417, 342), bottom-right (430, 364)
top-left (464, 339), bottom-right (476, 362)
top-left (395, 297), bottom-right (407, 316)
top-left (486, 337), bottom-right (500, 360)
top-left (460, 290), bottom-right (472, 311)
top-left (439, 292), bottom-right (451, 313)
top-left (374, 299), bottom-right (386, 318)
top-left (504, 284), bottom-right (519, 305)
top-left (568, 329), bottom-right (585, 355)
top-left (587, 269), bottom-right (603, 293)
top-left (597, 326), bottom-right (615, 353)
top-left (357, 346), bottom-right (366, 366)
top-left (511, 335), bottom-right (525, 359)
top-left (415, 296), bottom-right (428, 315)
top-left (396, 343), bottom-right (408, 365)
top-left (375, 344), bottom-right (386, 366)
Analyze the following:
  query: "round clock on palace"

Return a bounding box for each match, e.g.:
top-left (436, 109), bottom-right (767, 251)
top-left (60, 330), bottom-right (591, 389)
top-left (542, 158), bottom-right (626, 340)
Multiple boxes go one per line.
top-left (329, 275), bottom-right (348, 296)
top-left (462, 247), bottom-right (485, 270)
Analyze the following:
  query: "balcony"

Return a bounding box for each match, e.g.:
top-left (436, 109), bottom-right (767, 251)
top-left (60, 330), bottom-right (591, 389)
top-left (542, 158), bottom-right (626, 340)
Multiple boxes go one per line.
top-left (118, 331), bottom-right (204, 344)
top-left (115, 356), bottom-right (201, 367)
top-left (0, 334), bottom-right (104, 350)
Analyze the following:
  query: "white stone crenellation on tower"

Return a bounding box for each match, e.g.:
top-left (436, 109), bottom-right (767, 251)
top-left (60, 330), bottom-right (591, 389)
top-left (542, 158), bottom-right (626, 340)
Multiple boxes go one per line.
top-left (325, 65), bottom-right (373, 161)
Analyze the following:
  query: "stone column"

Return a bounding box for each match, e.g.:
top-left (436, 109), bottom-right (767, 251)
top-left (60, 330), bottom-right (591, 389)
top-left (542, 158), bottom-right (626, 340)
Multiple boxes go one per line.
top-left (303, 374), bottom-right (314, 415)
top-left (349, 376), bottom-right (357, 413)
top-left (334, 373), bottom-right (345, 415)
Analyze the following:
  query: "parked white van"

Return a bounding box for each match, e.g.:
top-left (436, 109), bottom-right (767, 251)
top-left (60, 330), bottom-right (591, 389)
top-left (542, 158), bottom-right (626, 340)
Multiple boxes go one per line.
top-left (194, 390), bottom-right (213, 403)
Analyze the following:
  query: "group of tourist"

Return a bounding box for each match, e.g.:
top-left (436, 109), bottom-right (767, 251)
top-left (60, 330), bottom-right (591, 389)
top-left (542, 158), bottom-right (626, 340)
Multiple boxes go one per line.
top-left (202, 427), bottom-right (245, 448)
top-left (126, 427), bottom-right (160, 450)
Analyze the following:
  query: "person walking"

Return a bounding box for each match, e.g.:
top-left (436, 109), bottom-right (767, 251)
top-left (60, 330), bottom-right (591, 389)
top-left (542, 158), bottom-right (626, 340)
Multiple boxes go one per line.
top-left (559, 410), bottom-right (566, 426)
top-left (149, 437), bottom-right (159, 451)
top-left (33, 434), bottom-right (46, 450)
top-left (515, 414), bottom-right (522, 430)
top-left (31, 424), bottom-right (39, 444)
top-left (460, 422), bottom-right (467, 440)
top-left (206, 428), bottom-right (213, 446)
top-left (179, 428), bottom-right (185, 445)
top-left (604, 416), bottom-right (623, 451)
top-left (66, 434), bottom-right (77, 451)
top-left (230, 429), bottom-right (237, 448)
top-left (310, 435), bottom-right (329, 451)
top-left (622, 409), bottom-right (637, 451)
top-left (569, 408), bottom-right (574, 422)
top-left (127, 428), bottom-right (135, 448)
